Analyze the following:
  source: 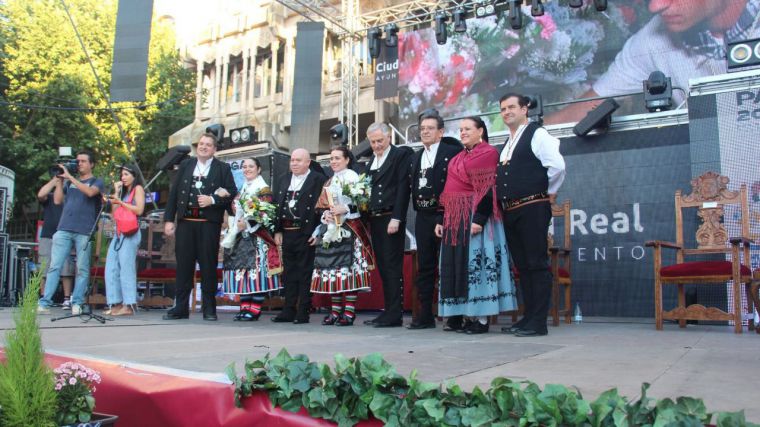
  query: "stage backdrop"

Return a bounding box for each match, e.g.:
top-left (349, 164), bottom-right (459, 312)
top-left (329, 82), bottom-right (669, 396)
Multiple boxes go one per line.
top-left (547, 123), bottom-right (693, 317)
top-left (397, 0), bottom-right (757, 132)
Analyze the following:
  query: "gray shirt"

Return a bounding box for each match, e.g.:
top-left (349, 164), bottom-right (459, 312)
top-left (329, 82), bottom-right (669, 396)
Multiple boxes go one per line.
top-left (58, 177), bottom-right (105, 235)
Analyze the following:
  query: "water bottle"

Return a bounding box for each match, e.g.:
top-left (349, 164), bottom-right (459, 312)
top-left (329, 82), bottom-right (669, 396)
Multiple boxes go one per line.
top-left (574, 303), bottom-right (583, 324)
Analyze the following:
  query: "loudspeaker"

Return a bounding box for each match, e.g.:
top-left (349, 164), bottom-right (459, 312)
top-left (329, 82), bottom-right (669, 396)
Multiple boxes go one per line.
top-left (156, 145), bottom-right (191, 171)
top-left (573, 98), bottom-right (620, 137)
top-left (351, 139), bottom-right (372, 160)
top-left (110, 0), bottom-right (154, 102)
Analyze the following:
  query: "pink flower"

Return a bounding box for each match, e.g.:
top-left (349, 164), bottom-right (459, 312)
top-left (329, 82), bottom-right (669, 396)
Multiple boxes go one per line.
top-left (69, 377), bottom-right (77, 385)
top-left (502, 44), bottom-right (521, 59)
top-left (533, 15), bottom-right (557, 40)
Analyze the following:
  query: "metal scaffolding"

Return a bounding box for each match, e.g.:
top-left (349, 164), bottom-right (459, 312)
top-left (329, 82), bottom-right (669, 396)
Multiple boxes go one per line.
top-left (274, 0), bottom-right (528, 146)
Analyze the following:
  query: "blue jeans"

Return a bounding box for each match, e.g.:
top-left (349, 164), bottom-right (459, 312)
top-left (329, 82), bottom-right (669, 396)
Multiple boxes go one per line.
top-left (105, 231), bottom-right (141, 305)
top-left (39, 230), bottom-right (92, 307)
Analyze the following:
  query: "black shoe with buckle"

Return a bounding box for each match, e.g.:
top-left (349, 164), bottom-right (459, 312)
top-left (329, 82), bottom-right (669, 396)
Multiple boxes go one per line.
top-left (363, 315), bottom-right (385, 326)
top-left (373, 318), bottom-right (403, 328)
top-left (162, 311), bottom-right (189, 320)
top-left (514, 328), bottom-right (548, 337)
top-left (466, 322), bottom-right (489, 334)
top-left (322, 314), bottom-right (340, 325)
top-left (336, 314), bottom-right (355, 326)
top-left (406, 320), bottom-right (436, 330)
top-left (271, 315), bottom-right (295, 323)
top-left (455, 319), bottom-right (474, 333)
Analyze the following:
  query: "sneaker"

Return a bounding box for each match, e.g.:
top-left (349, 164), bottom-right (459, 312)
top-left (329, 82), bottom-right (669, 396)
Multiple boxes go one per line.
top-left (62, 299), bottom-right (71, 310)
top-left (37, 305), bottom-right (51, 315)
top-left (71, 304), bottom-right (82, 315)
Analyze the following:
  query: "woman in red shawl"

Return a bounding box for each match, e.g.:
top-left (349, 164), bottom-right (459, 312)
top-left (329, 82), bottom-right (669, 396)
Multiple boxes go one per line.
top-left (435, 116), bottom-right (516, 334)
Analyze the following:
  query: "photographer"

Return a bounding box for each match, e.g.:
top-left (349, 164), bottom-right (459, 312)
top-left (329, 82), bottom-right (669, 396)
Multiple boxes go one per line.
top-left (37, 150), bottom-right (105, 315)
top-left (37, 177), bottom-right (74, 309)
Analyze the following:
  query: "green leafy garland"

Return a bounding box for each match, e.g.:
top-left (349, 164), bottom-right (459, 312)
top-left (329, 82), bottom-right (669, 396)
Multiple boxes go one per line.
top-left (227, 349), bottom-right (756, 427)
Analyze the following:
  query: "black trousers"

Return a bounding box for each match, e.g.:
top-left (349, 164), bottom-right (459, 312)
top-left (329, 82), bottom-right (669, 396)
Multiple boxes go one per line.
top-left (502, 201), bottom-right (552, 333)
top-left (173, 220), bottom-right (222, 315)
top-left (370, 215), bottom-right (406, 321)
top-left (280, 230), bottom-right (315, 320)
top-left (414, 210), bottom-right (439, 322)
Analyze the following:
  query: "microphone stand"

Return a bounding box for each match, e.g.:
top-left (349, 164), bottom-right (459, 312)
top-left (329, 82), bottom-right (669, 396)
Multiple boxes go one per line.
top-left (52, 187), bottom-right (113, 324)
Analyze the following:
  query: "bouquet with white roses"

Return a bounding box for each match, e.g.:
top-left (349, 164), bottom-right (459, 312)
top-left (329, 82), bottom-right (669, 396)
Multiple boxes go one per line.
top-left (341, 173), bottom-right (372, 212)
top-left (238, 191), bottom-right (276, 233)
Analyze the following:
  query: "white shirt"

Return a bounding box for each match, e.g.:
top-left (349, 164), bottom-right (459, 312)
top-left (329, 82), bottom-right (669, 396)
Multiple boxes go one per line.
top-left (288, 170), bottom-right (311, 191)
top-left (194, 158), bottom-right (212, 178)
top-left (420, 142), bottom-right (440, 170)
top-left (592, 15), bottom-right (752, 106)
top-left (500, 124), bottom-right (566, 195)
top-left (370, 145), bottom-right (391, 170)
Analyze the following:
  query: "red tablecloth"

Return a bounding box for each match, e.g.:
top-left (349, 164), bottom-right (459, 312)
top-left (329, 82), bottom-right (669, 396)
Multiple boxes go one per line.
top-left (13, 352), bottom-right (383, 427)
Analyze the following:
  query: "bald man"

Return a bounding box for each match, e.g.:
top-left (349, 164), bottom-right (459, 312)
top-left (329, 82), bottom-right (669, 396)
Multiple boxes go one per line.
top-left (271, 148), bottom-right (327, 323)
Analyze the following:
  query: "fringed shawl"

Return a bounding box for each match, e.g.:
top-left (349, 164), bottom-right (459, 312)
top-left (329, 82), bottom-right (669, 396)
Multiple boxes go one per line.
top-left (440, 142), bottom-right (500, 245)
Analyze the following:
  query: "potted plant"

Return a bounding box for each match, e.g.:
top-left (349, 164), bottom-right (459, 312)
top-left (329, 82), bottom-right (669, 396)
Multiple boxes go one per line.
top-left (54, 362), bottom-right (117, 426)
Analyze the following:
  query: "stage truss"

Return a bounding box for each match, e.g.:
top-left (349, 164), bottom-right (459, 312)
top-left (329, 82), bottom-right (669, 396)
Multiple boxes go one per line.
top-left (274, 0), bottom-right (550, 146)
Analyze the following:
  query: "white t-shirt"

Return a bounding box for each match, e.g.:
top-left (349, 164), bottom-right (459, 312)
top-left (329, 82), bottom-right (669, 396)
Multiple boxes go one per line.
top-left (592, 15), bottom-right (757, 105)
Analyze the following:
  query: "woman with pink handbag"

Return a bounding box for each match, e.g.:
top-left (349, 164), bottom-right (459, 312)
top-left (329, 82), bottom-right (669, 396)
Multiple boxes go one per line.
top-left (104, 164), bottom-right (145, 316)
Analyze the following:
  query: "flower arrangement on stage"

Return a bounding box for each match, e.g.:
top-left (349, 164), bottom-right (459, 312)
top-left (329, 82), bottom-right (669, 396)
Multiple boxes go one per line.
top-left (239, 192), bottom-right (277, 232)
top-left (398, 1), bottom-right (651, 130)
top-left (341, 173), bottom-right (372, 212)
top-left (53, 361), bottom-right (102, 426)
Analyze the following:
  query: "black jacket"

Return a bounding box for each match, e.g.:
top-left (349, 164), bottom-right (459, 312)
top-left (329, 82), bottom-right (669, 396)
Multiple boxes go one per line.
top-left (364, 145), bottom-right (413, 221)
top-left (273, 171), bottom-right (327, 237)
top-left (164, 157), bottom-right (237, 224)
top-left (408, 140), bottom-right (463, 224)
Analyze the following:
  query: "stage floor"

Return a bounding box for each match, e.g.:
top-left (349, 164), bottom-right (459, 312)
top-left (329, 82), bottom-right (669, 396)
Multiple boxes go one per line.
top-left (2, 307), bottom-right (759, 422)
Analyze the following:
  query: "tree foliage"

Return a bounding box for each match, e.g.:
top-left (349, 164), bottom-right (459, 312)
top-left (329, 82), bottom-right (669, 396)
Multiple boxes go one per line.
top-left (0, 0), bottom-right (194, 211)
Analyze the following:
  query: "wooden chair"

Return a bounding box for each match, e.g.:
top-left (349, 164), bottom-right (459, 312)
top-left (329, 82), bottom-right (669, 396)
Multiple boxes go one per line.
top-left (495, 198), bottom-right (573, 327)
top-left (549, 199), bottom-right (573, 326)
top-left (646, 172), bottom-right (754, 333)
top-left (136, 218), bottom-right (176, 308)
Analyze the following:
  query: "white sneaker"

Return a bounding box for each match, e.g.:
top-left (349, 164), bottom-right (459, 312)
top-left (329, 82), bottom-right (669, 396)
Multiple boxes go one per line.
top-left (62, 299), bottom-right (71, 310)
top-left (71, 304), bottom-right (82, 315)
top-left (37, 305), bottom-right (51, 315)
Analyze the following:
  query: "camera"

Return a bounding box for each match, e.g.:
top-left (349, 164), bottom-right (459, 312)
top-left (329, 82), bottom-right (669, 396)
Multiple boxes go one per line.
top-left (49, 159), bottom-right (79, 177)
top-left (48, 147), bottom-right (78, 177)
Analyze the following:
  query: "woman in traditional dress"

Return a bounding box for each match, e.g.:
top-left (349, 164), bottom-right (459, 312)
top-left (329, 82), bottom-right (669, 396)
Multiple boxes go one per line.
top-left (221, 157), bottom-right (282, 321)
top-left (311, 146), bottom-right (375, 326)
top-left (435, 116), bottom-right (516, 334)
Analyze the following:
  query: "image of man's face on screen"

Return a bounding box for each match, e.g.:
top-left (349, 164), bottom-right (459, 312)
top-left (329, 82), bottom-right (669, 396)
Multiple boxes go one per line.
top-left (648, 0), bottom-right (733, 33)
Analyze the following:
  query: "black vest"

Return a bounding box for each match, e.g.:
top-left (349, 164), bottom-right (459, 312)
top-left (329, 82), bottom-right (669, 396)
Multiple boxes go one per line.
top-left (496, 123), bottom-right (548, 201)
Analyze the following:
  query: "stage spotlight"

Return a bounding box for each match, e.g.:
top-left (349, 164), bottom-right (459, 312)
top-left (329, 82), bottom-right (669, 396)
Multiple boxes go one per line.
top-left (205, 124), bottom-right (225, 141)
top-left (384, 23), bottom-right (399, 47)
top-left (593, 0), bottom-right (607, 11)
top-left (475, 0), bottom-right (498, 18)
top-left (531, 0), bottom-right (545, 16)
top-left (727, 38), bottom-right (760, 69)
top-left (573, 98), bottom-right (619, 137)
top-left (568, 0), bottom-right (583, 8)
top-left (230, 126), bottom-right (256, 145)
top-left (329, 123), bottom-right (349, 146)
top-left (368, 27), bottom-right (382, 59)
top-left (643, 71), bottom-right (673, 112)
top-left (527, 94), bottom-right (544, 126)
top-left (453, 7), bottom-right (467, 33)
top-left (508, 0), bottom-right (523, 30)
top-left (435, 11), bottom-right (449, 45)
